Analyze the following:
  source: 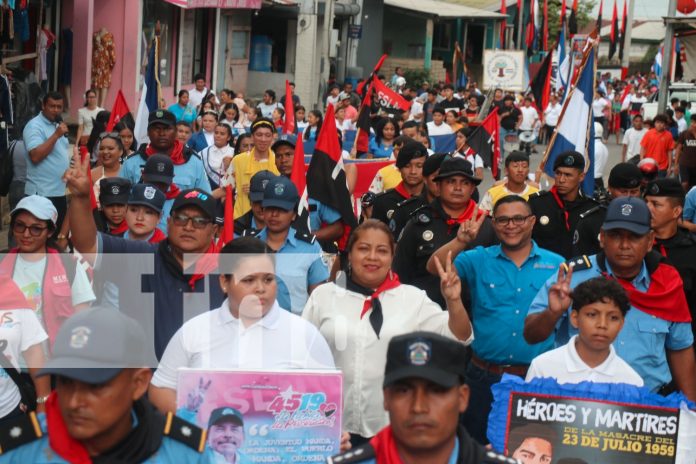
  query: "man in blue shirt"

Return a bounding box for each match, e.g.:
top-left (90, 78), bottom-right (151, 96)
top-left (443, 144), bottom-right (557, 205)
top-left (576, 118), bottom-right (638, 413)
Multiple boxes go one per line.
top-left (524, 197), bottom-right (696, 402)
top-left (22, 91), bottom-right (70, 235)
top-left (0, 308), bottom-right (208, 463)
top-left (426, 195), bottom-right (564, 444)
top-left (65, 152), bottom-right (224, 359)
top-left (121, 109), bottom-right (211, 193)
top-left (255, 176), bottom-right (329, 313)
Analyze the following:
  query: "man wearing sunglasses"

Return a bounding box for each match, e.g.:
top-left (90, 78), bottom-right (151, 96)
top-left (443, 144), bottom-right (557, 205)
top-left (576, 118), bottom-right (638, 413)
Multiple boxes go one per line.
top-left (64, 152), bottom-right (225, 360)
top-left (120, 110), bottom-right (211, 194)
top-left (426, 195), bottom-right (563, 444)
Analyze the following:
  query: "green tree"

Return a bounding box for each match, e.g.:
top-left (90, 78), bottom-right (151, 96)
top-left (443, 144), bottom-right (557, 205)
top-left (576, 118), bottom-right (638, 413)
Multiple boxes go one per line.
top-left (547, 0), bottom-right (597, 39)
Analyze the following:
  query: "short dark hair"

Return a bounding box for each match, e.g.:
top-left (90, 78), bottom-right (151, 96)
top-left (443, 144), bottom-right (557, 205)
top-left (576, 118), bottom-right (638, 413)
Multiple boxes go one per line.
top-left (671, 97), bottom-right (680, 104)
top-left (402, 120), bottom-right (419, 130)
top-left (432, 107), bottom-right (446, 115)
top-left (43, 91), bottom-right (64, 105)
top-left (176, 121), bottom-right (192, 129)
top-left (506, 424), bottom-right (557, 456)
top-left (194, 73), bottom-right (206, 82)
top-left (264, 89), bottom-right (276, 100)
top-left (220, 237), bottom-right (275, 278)
top-left (632, 114), bottom-right (643, 121)
top-left (676, 106), bottom-right (686, 114)
top-left (492, 195), bottom-right (531, 216)
top-left (571, 277), bottom-right (630, 316)
top-left (443, 84), bottom-right (454, 91)
top-left (503, 95), bottom-right (515, 102)
top-left (654, 114), bottom-right (669, 124)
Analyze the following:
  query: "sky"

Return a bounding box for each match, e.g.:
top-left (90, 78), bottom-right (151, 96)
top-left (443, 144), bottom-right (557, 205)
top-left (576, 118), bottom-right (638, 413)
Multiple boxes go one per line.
top-left (590, 0), bottom-right (673, 20)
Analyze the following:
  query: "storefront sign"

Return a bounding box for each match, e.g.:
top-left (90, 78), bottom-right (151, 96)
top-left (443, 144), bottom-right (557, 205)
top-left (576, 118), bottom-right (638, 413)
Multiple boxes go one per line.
top-left (483, 50), bottom-right (525, 91)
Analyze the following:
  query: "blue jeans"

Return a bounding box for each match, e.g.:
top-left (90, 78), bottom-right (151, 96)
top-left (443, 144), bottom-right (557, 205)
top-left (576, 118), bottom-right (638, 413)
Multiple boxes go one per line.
top-left (460, 363), bottom-right (502, 444)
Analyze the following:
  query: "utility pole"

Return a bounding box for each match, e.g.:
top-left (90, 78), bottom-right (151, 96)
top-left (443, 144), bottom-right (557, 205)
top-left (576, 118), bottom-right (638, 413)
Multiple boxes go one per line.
top-left (517, 0), bottom-right (524, 50)
top-left (620, 0), bottom-right (635, 78)
top-left (658, 0), bottom-right (677, 113)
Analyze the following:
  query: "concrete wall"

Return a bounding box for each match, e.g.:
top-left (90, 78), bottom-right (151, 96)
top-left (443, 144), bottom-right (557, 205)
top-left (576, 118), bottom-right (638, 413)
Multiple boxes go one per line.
top-left (247, 71), bottom-right (294, 100)
top-left (356, 0), bottom-right (384, 76)
top-left (382, 9), bottom-right (425, 58)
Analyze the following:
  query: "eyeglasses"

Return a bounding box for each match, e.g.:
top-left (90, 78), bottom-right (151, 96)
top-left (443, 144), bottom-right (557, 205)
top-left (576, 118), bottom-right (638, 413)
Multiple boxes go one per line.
top-left (13, 222), bottom-right (49, 236)
top-left (99, 131), bottom-right (120, 140)
top-left (492, 214), bottom-right (533, 226)
top-left (171, 214), bottom-right (212, 229)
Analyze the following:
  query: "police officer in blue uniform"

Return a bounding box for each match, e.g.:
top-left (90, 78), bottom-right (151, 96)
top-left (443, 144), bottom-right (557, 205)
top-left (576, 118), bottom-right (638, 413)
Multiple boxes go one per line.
top-left (326, 332), bottom-right (518, 464)
top-left (0, 308), bottom-right (209, 463)
top-left (234, 170), bottom-right (277, 238)
top-left (255, 175), bottom-right (329, 313)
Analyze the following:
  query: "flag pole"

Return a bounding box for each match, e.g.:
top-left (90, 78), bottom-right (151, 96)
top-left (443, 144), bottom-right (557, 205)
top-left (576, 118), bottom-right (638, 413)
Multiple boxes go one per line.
top-left (620, 0), bottom-right (635, 79)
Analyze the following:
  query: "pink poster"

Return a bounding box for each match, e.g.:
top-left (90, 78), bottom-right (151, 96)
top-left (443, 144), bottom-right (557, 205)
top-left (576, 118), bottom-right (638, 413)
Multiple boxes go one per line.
top-left (177, 369), bottom-right (343, 462)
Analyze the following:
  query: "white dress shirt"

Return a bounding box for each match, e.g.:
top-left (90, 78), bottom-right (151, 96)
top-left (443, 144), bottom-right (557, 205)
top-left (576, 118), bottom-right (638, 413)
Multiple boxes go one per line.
top-left (302, 282), bottom-right (473, 437)
top-left (526, 335), bottom-right (644, 386)
top-left (426, 121), bottom-right (454, 136)
top-left (152, 300), bottom-right (335, 390)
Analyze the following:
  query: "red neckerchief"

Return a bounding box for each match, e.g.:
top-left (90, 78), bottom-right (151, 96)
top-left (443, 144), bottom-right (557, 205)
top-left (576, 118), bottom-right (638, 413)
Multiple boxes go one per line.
top-left (370, 426), bottom-right (403, 464)
top-left (0, 275), bottom-right (31, 310)
top-left (359, 272), bottom-right (401, 319)
top-left (165, 183), bottom-right (181, 200)
top-left (109, 220), bottom-right (129, 236)
top-left (145, 140), bottom-right (186, 165)
top-left (602, 263), bottom-right (692, 323)
top-left (187, 242), bottom-right (219, 290)
top-left (46, 393), bottom-right (92, 464)
top-left (653, 239), bottom-right (667, 258)
top-left (393, 182), bottom-right (411, 200)
top-left (148, 228), bottom-right (167, 244)
top-left (445, 200), bottom-right (482, 227)
top-left (549, 186), bottom-right (570, 231)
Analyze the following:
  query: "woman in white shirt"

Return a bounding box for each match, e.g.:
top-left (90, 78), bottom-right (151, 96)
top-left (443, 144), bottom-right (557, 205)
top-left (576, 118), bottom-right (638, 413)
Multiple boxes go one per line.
top-left (302, 220), bottom-right (473, 444)
top-left (149, 237), bottom-right (335, 414)
top-left (76, 89), bottom-right (104, 147)
top-left (200, 123), bottom-right (235, 189)
top-left (454, 128), bottom-right (484, 179)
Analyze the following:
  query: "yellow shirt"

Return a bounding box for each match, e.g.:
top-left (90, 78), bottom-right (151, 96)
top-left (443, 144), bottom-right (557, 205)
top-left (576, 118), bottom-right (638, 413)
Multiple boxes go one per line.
top-left (479, 182), bottom-right (539, 212)
top-left (229, 149), bottom-right (280, 218)
top-left (368, 163), bottom-right (401, 194)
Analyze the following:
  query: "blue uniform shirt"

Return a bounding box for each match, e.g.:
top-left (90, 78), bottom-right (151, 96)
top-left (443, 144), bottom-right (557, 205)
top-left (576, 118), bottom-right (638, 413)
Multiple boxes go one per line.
top-left (308, 198), bottom-right (341, 232)
top-left (256, 226), bottom-right (329, 313)
top-left (121, 153), bottom-right (212, 193)
top-left (528, 254), bottom-right (694, 391)
top-left (23, 113), bottom-right (70, 196)
top-left (0, 411), bottom-right (210, 463)
top-left (683, 186), bottom-right (696, 223)
top-left (157, 197), bottom-right (175, 233)
top-left (454, 242), bottom-right (564, 365)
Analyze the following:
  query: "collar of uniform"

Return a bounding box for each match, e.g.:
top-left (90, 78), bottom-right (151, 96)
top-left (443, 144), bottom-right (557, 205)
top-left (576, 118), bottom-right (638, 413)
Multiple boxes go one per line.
top-left (564, 335), bottom-right (618, 375)
top-left (217, 298), bottom-right (283, 330)
top-left (38, 112), bottom-right (55, 126)
top-left (492, 240), bottom-right (541, 262)
top-left (599, 255), bottom-right (651, 291)
top-left (256, 226), bottom-right (297, 247)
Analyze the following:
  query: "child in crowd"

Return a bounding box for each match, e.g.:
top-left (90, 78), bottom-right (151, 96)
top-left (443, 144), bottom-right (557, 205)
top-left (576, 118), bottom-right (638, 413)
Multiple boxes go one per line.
top-left (219, 103), bottom-right (246, 137)
top-left (295, 105), bottom-right (308, 132)
top-left (272, 107), bottom-right (285, 129)
top-left (176, 121), bottom-right (193, 145)
top-left (96, 177), bottom-right (131, 237)
top-left (123, 184), bottom-right (167, 244)
top-left (526, 277), bottom-right (644, 386)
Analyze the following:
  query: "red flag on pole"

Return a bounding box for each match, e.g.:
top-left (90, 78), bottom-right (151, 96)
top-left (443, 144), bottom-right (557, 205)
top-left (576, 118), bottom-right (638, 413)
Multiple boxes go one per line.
top-left (560, 0), bottom-right (567, 25)
top-left (526, 0), bottom-right (536, 50)
top-left (619, 0), bottom-right (628, 61)
top-left (290, 133), bottom-right (310, 230)
top-left (355, 80), bottom-right (374, 154)
top-left (609, 0), bottom-right (619, 59)
top-left (569, 0), bottom-right (578, 35)
top-left (468, 108), bottom-right (501, 178)
top-left (357, 54), bottom-right (387, 97)
top-left (542, 0), bottom-right (548, 51)
top-left (106, 90), bottom-right (131, 132)
top-left (372, 78), bottom-right (412, 112)
top-left (282, 80), bottom-right (295, 135)
top-left (500, 0), bottom-right (507, 48)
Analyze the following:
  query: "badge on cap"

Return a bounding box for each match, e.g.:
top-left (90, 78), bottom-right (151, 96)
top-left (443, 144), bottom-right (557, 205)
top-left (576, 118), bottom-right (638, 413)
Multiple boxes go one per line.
top-left (387, 209), bottom-right (394, 219)
top-left (70, 326), bottom-right (91, 349)
top-left (144, 186), bottom-right (156, 200)
top-left (422, 230), bottom-right (434, 241)
top-left (621, 204), bottom-right (633, 216)
top-left (540, 215), bottom-right (549, 225)
top-left (156, 110), bottom-right (164, 118)
top-left (157, 162), bottom-right (165, 173)
top-left (222, 408), bottom-right (236, 416)
top-left (111, 185), bottom-right (120, 195)
top-left (408, 341), bottom-right (431, 366)
top-left (564, 155), bottom-right (575, 166)
top-left (261, 179), bottom-right (270, 190)
top-left (649, 183), bottom-right (660, 195)
top-left (274, 183), bottom-right (285, 196)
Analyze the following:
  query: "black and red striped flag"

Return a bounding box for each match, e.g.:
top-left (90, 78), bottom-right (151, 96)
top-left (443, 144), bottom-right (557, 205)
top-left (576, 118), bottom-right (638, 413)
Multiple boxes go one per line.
top-left (609, 0), bottom-right (619, 59)
top-left (529, 48), bottom-right (554, 115)
top-left (500, 0), bottom-right (507, 48)
top-left (468, 108), bottom-right (501, 179)
top-left (619, 0), bottom-right (628, 61)
top-left (596, 0), bottom-right (603, 35)
top-left (568, 0), bottom-right (578, 35)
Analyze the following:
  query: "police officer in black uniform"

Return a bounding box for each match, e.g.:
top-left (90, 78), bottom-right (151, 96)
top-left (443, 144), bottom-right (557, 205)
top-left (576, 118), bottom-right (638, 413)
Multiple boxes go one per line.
top-left (573, 162), bottom-right (643, 256)
top-left (528, 151), bottom-right (597, 259)
top-left (0, 308), bottom-right (207, 463)
top-left (234, 170), bottom-right (277, 237)
top-left (645, 177), bottom-right (696, 336)
top-left (371, 142), bottom-right (428, 228)
top-left (390, 153), bottom-right (447, 238)
top-left (326, 332), bottom-right (518, 464)
top-left (393, 157), bottom-right (497, 308)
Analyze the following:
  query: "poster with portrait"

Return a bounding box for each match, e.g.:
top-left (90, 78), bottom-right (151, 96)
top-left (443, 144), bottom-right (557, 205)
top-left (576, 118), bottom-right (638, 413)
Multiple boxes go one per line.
top-left (488, 376), bottom-right (696, 464)
top-left (177, 368), bottom-right (343, 463)
top-left (483, 50), bottom-right (526, 91)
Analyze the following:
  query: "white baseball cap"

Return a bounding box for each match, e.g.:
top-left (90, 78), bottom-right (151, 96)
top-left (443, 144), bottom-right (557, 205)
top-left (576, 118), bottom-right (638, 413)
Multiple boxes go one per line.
top-left (11, 195), bottom-right (58, 227)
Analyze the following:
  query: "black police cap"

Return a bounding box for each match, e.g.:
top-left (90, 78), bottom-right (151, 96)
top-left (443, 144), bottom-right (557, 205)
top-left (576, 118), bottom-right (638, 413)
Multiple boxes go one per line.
top-left (645, 178), bottom-right (685, 199)
top-left (423, 153), bottom-right (447, 177)
top-left (395, 142), bottom-right (428, 169)
top-left (608, 162), bottom-right (642, 189)
top-left (553, 150), bottom-right (585, 171)
top-left (99, 177), bottom-right (131, 206)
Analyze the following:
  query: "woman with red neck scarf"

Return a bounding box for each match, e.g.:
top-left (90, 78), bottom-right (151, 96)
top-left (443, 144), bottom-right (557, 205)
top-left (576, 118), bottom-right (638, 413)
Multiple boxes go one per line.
top-left (303, 220), bottom-right (473, 447)
top-left (95, 177), bottom-right (131, 236)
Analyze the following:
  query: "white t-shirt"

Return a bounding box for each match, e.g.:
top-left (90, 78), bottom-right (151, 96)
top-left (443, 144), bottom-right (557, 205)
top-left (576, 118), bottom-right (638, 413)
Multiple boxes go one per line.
top-left (519, 106), bottom-right (539, 131)
top-left (151, 300), bottom-right (335, 390)
top-left (426, 121), bottom-right (454, 136)
top-left (592, 98), bottom-right (609, 118)
top-left (544, 103), bottom-right (562, 127)
top-left (12, 255), bottom-right (95, 328)
top-left (200, 145), bottom-right (235, 187)
top-left (188, 87), bottom-right (208, 109)
top-left (77, 106), bottom-right (105, 137)
top-left (256, 101), bottom-right (283, 119)
top-left (0, 309), bottom-right (48, 417)
top-left (677, 117), bottom-right (688, 134)
top-left (594, 139), bottom-right (609, 179)
top-left (410, 99), bottom-right (424, 120)
top-left (526, 335), bottom-right (644, 386)
top-left (622, 127), bottom-right (648, 158)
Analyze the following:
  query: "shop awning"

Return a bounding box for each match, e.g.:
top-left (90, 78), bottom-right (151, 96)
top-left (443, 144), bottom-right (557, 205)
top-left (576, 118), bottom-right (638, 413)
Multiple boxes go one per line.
top-left (384, 0), bottom-right (505, 19)
top-left (163, 0), bottom-right (262, 8)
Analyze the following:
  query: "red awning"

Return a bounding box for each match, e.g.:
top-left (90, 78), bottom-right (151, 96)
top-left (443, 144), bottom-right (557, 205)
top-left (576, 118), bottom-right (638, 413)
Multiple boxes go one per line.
top-left (163, 0), bottom-right (262, 8)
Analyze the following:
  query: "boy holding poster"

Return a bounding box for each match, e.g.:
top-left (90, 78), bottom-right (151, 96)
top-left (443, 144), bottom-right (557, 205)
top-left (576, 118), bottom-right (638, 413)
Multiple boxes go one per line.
top-left (526, 278), bottom-right (644, 386)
